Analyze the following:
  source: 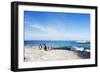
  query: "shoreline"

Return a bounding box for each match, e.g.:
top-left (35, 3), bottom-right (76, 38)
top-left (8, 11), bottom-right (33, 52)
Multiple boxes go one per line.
top-left (24, 46), bottom-right (90, 62)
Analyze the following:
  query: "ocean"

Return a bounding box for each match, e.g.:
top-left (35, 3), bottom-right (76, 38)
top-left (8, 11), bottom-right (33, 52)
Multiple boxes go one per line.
top-left (24, 40), bottom-right (90, 50)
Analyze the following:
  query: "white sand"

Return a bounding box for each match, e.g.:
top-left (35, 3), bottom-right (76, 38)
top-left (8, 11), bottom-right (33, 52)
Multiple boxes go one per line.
top-left (24, 46), bottom-right (82, 62)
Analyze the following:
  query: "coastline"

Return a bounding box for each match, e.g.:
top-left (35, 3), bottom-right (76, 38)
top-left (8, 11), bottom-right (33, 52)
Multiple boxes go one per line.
top-left (24, 46), bottom-right (90, 62)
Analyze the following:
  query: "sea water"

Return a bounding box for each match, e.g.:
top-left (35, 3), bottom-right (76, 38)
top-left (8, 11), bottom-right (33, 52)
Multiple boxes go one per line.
top-left (24, 40), bottom-right (90, 50)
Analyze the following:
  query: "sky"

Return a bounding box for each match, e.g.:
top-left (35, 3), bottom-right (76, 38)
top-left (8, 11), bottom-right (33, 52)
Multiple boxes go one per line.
top-left (24, 11), bottom-right (90, 41)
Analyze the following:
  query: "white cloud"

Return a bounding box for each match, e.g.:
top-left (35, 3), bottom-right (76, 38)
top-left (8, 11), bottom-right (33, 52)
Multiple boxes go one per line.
top-left (25, 32), bottom-right (68, 40)
top-left (24, 24), bottom-right (69, 40)
top-left (25, 24), bottom-right (89, 41)
top-left (31, 24), bottom-right (58, 34)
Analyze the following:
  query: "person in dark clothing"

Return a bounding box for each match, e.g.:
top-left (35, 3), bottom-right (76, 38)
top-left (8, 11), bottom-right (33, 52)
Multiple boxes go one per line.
top-left (44, 44), bottom-right (47, 51)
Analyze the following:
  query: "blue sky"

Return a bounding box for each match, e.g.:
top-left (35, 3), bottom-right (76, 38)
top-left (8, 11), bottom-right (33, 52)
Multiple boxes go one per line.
top-left (24, 11), bottom-right (90, 41)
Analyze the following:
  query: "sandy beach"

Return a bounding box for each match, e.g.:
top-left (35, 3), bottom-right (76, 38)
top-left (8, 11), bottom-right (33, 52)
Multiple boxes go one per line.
top-left (24, 46), bottom-right (90, 62)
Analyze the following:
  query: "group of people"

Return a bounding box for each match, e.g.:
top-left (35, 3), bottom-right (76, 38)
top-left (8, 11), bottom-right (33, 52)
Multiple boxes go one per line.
top-left (39, 44), bottom-right (52, 51)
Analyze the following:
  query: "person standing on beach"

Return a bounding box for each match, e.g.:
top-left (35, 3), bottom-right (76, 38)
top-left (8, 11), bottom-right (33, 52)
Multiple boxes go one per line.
top-left (44, 44), bottom-right (47, 51)
top-left (39, 44), bottom-right (42, 50)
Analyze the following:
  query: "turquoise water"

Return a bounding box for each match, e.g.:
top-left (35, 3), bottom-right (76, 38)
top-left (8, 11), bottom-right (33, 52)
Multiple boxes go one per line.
top-left (24, 40), bottom-right (90, 50)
